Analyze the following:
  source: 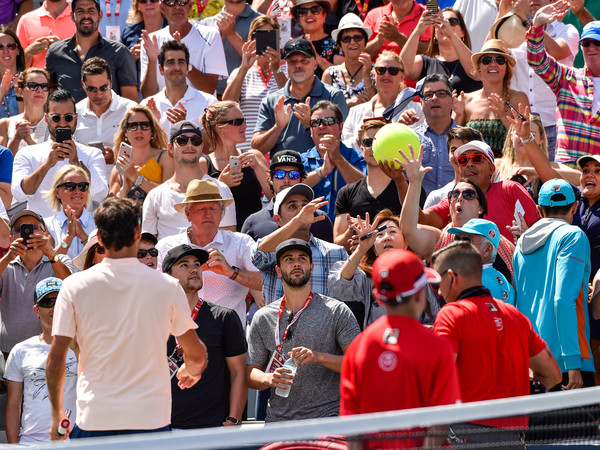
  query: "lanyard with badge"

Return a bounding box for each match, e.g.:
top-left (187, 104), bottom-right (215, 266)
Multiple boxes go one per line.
top-left (168, 299), bottom-right (203, 379)
top-left (265, 292), bottom-right (312, 373)
top-left (105, 0), bottom-right (121, 41)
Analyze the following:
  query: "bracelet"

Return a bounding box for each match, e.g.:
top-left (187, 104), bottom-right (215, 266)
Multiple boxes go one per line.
top-left (364, 84), bottom-right (373, 89)
top-left (48, 254), bottom-right (57, 263)
top-left (316, 167), bottom-right (326, 180)
top-left (225, 416), bottom-right (241, 425)
top-left (519, 132), bottom-right (535, 144)
top-left (81, 238), bottom-right (88, 245)
top-left (229, 266), bottom-right (240, 281)
top-left (347, 258), bottom-right (360, 266)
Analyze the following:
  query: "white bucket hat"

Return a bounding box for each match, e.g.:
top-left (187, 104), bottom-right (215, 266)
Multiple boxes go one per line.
top-left (332, 13), bottom-right (373, 43)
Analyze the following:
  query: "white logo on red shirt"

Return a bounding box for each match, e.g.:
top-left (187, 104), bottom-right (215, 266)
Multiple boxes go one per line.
top-left (494, 317), bottom-right (504, 331)
top-left (378, 351), bottom-right (398, 372)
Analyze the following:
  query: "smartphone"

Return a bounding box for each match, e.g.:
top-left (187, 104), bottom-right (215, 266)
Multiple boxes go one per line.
top-left (255, 29), bottom-right (280, 56)
top-left (426, 0), bottom-right (438, 13)
top-left (20, 223), bottom-right (34, 246)
top-left (89, 141), bottom-right (105, 152)
top-left (55, 128), bottom-right (72, 143)
top-left (230, 155), bottom-right (241, 175)
top-left (118, 142), bottom-right (133, 160)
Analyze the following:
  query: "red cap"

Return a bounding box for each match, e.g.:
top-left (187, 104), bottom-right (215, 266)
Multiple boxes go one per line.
top-left (372, 249), bottom-right (441, 303)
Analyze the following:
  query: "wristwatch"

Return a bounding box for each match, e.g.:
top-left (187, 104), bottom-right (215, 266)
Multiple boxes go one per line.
top-left (134, 174), bottom-right (145, 188)
top-left (60, 240), bottom-right (70, 249)
top-left (225, 416), bottom-right (241, 425)
top-left (519, 132), bottom-right (535, 144)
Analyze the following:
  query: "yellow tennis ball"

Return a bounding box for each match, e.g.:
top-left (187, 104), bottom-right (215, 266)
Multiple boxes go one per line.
top-left (372, 123), bottom-right (421, 169)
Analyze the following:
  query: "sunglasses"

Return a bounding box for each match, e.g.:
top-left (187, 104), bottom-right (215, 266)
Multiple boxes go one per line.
top-left (581, 39), bottom-right (600, 48)
top-left (138, 0), bottom-right (160, 3)
top-left (283, 42), bottom-right (314, 56)
top-left (162, 0), bottom-right (190, 5)
top-left (24, 82), bottom-right (50, 92)
top-left (48, 113), bottom-right (75, 123)
top-left (85, 83), bottom-right (111, 93)
top-left (137, 248), bottom-right (159, 258)
top-left (480, 55), bottom-right (506, 66)
top-left (339, 34), bottom-right (365, 44)
top-left (374, 66), bottom-right (402, 76)
top-left (273, 169), bottom-right (301, 180)
top-left (421, 89), bottom-right (451, 101)
top-left (0, 42), bottom-right (18, 51)
top-left (37, 296), bottom-right (57, 308)
top-left (218, 118), bottom-right (245, 126)
top-left (175, 134), bottom-right (202, 146)
top-left (310, 116), bottom-right (338, 128)
top-left (362, 137), bottom-right (374, 147)
top-left (448, 188), bottom-right (477, 201)
top-left (448, 17), bottom-right (460, 26)
top-left (296, 5), bottom-right (323, 16)
top-left (58, 181), bottom-right (90, 192)
top-left (94, 244), bottom-right (106, 254)
top-left (126, 121), bottom-right (152, 131)
top-left (456, 153), bottom-right (485, 166)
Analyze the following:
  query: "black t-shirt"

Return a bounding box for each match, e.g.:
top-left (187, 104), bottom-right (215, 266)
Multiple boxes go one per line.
top-left (419, 55), bottom-right (482, 94)
top-left (335, 177), bottom-right (426, 218)
top-left (168, 301), bottom-right (247, 429)
top-left (241, 200), bottom-right (334, 242)
top-left (310, 35), bottom-right (342, 79)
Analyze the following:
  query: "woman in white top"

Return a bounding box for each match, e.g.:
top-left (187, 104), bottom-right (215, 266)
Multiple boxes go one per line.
top-left (341, 51), bottom-right (424, 151)
top-left (223, 16), bottom-right (287, 153)
top-left (0, 68), bottom-right (49, 155)
top-left (44, 165), bottom-right (96, 260)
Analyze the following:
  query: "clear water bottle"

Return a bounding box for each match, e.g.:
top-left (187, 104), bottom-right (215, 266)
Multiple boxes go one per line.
top-left (275, 357), bottom-right (298, 398)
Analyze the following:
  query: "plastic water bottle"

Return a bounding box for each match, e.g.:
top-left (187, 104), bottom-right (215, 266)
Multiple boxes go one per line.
top-left (275, 358), bottom-right (298, 398)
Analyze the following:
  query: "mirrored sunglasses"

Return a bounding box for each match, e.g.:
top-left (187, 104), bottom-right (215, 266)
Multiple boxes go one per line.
top-left (273, 169), bottom-right (301, 180)
top-left (85, 83), bottom-right (111, 93)
top-left (456, 153), bottom-right (485, 166)
top-left (310, 116), bottom-right (337, 128)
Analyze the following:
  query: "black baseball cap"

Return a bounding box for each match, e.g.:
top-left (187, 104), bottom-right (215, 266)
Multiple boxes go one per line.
top-left (270, 150), bottom-right (304, 171)
top-left (275, 238), bottom-right (312, 265)
top-left (282, 38), bottom-right (316, 60)
top-left (141, 232), bottom-right (158, 245)
top-left (170, 121), bottom-right (202, 143)
top-left (162, 244), bottom-right (209, 273)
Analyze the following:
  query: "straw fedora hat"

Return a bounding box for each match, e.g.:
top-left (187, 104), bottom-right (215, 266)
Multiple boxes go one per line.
top-left (174, 179), bottom-right (234, 213)
top-left (332, 13), bottom-right (373, 43)
top-left (471, 39), bottom-right (516, 67)
top-left (490, 12), bottom-right (528, 48)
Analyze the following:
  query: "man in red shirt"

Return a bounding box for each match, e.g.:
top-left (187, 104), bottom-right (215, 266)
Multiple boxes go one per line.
top-left (432, 241), bottom-right (561, 446)
top-left (340, 249), bottom-right (460, 449)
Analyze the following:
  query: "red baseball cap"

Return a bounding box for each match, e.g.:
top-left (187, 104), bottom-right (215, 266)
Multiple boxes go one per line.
top-left (372, 249), bottom-right (441, 303)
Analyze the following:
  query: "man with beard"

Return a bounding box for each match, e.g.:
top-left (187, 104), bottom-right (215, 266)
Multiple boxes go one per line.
top-left (11, 89), bottom-right (108, 218)
top-left (163, 244), bottom-right (247, 429)
top-left (246, 238), bottom-right (359, 422)
top-left (252, 37), bottom-right (348, 157)
top-left (45, 0), bottom-right (137, 102)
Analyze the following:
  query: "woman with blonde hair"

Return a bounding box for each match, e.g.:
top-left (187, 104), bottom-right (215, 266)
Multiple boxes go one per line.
top-left (200, 101), bottom-right (271, 230)
top-left (120, 0), bottom-right (166, 63)
top-left (45, 165), bottom-right (95, 260)
top-left (110, 104), bottom-right (174, 202)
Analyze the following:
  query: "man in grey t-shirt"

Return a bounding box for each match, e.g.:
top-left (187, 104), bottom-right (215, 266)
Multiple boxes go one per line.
top-left (246, 238), bottom-right (359, 422)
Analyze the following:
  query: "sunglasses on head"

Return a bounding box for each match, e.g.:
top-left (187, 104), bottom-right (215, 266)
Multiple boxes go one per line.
top-left (362, 137), bottom-right (374, 147)
top-left (138, 0), bottom-right (160, 3)
top-left (421, 89), bottom-right (451, 101)
top-left (37, 296), bottom-right (57, 308)
top-left (94, 244), bottom-right (106, 254)
top-left (126, 121), bottom-right (152, 131)
top-left (175, 134), bottom-right (202, 146)
top-left (480, 55), bottom-right (506, 66)
top-left (448, 188), bottom-right (477, 201)
top-left (162, 0), bottom-right (190, 5)
top-left (137, 248), bottom-right (158, 258)
top-left (48, 113), bottom-right (75, 123)
top-left (340, 34), bottom-right (365, 44)
top-left (448, 17), bottom-right (460, 26)
top-left (296, 5), bottom-right (323, 16)
top-left (85, 83), bottom-right (111, 93)
top-left (273, 169), bottom-right (301, 180)
top-left (310, 116), bottom-right (338, 128)
top-left (218, 118), bottom-right (245, 126)
top-left (24, 82), bottom-right (50, 92)
top-left (58, 181), bottom-right (90, 192)
top-left (581, 39), bottom-right (600, 48)
top-left (456, 153), bottom-right (485, 165)
top-left (0, 42), bottom-right (18, 51)
top-left (374, 66), bottom-right (402, 76)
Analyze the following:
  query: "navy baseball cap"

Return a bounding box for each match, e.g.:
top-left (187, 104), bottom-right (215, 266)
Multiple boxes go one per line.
top-left (275, 238), bottom-right (312, 265)
top-left (162, 244), bottom-right (209, 273)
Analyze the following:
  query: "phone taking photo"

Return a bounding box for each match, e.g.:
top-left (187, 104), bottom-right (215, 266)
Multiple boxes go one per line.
top-left (118, 142), bottom-right (133, 160)
top-left (229, 155), bottom-right (241, 175)
top-left (20, 224), bottom-right (34, 246)
top-left (426, 0), bottom-right (438, 13)
top-left (55, 128), bottom-right (72, 144)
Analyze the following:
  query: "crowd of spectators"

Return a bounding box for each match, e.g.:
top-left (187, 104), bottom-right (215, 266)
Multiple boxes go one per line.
top-left (0, 0), bottom-right (599, 446)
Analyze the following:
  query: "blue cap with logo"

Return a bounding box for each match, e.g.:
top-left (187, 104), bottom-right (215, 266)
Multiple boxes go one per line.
top-left (34, 277), bottom-right (62, 304)
top-left (538, 178), bottom-right (576, 207)
top-left (448, 218), bottom-right (501, 249)
top-left (580, 21), bottom-right (600, 42)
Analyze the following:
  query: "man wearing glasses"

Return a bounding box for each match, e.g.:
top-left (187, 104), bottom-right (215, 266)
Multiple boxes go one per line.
top-left (4, 277), bottom-right (78, 444)
top-left (241, 150), bottom-right (333, 243)
top-left (45, 0), bottom-right (137, 102)
top-left (75, 57), bottom-right (136, 162)
top-left (0, 211), bottom-right (73, 361)
top-left (140, 0), bottom-right (228, 97)
top-left (12, 89), bottom-right (108, 218)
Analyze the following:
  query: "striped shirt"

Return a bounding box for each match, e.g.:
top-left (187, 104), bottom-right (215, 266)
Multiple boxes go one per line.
top-left (527, 25), bottom-right (600, 165)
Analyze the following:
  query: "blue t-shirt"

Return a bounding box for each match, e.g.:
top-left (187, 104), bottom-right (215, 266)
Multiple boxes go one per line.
top-left (0, 146), bottom-right (13, 184)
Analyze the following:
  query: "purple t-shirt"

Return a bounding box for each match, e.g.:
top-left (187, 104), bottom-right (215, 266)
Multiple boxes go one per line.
top-left (0, 0), bottom-right (22, 25)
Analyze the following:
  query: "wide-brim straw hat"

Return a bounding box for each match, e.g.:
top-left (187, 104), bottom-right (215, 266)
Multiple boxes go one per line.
top-left (490, 12), bottom-right (528, 49)
top-left (332, 13), bottom-right (373, 43)
top-left (174, 178), bottom-right (233, 214)
top-left (472, 39), bottom-right (516, 67)
top-left (72, 229), bottom-right (99, 272)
